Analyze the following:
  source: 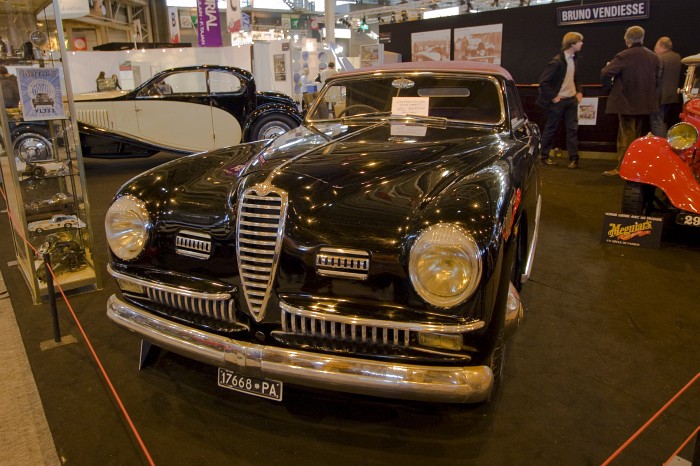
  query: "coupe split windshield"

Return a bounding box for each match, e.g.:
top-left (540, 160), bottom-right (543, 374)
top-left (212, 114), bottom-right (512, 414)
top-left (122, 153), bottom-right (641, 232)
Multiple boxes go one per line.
top-left (307, 74), bottom-right (504, 125)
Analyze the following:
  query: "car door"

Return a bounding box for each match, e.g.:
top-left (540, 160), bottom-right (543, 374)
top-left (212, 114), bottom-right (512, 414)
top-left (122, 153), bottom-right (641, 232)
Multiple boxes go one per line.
top-left (134, 70), bottom-right (216, 152)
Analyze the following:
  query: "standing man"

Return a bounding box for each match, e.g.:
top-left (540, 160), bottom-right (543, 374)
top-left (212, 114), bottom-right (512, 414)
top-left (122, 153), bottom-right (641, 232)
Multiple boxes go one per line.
top-left (650, 36), bottom-right (682, 137)
top-left (601, 26), bottom-right (660, 177)
top-left (0, 66), bottom-right (19, 108)
top-left (536, 32), bottom-right (584, 169)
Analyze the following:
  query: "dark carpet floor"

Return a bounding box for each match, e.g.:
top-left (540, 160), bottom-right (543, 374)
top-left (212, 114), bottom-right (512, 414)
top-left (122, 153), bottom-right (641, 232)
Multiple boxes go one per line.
top-left (1, 154), bottom-right (698, 466)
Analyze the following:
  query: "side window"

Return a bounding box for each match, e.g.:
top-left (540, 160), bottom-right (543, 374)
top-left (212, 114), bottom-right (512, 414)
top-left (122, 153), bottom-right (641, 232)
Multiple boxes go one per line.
top-left (209, 71), bottom-right (242, 93)
top-left (137, 71), bottom-right (207, 97)
top-left (506, 82), bottom-right (526, 127)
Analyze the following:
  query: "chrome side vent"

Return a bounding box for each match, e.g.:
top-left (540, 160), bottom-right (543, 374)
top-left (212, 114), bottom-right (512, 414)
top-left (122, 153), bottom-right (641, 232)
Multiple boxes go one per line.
top-left (76, 108), bottom-right (112, 129)
top-left (236, 183), bottom-right (288, 322)
top-left (317, 248), bottom-right (369, 280)
top-left (176, 230), bottom-right (212, 259)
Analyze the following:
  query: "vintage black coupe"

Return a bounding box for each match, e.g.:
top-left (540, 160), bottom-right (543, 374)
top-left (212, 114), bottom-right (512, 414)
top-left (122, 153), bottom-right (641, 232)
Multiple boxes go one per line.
top-left (74, 65), bottom-right (302, 157)
top-left (106, 61), bottom-right (542, 403)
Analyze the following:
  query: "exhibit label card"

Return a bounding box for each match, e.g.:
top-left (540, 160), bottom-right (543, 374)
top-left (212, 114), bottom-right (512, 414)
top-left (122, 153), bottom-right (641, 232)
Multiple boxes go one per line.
top-left (17, 67), bottom-right (66, 121)
top-left (601, 212), bottom-right (663, 249)
top-left (391, 97), bottom-right (429, 116)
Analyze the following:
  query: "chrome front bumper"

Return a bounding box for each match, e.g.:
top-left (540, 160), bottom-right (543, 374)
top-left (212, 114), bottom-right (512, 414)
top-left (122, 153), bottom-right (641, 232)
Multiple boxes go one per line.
top-left (107, 294), bottom-right (494, 403)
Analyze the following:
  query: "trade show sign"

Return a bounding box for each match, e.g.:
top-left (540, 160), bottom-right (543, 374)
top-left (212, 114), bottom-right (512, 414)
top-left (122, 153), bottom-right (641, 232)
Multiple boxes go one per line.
top-left (17, 67), bottom-right (65, 121)
top-left (196, 0), bottom-right (222, 47)
top-left (601, 212), bottom-right (663, 249)
top-left (558, 0), bottom-right (649, 26)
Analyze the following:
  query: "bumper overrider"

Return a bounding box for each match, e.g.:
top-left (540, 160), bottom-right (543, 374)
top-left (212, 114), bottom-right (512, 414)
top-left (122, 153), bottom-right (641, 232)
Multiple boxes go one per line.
top-left (107, 294), bottom-right (505, 403)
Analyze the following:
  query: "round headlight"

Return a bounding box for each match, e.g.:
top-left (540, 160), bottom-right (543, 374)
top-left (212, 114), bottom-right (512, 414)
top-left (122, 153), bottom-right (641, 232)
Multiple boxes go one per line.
top-left (667, 122), bottom-right (698, 151)
top-left (105, 195), bottom-right (150, 260)
top-left (409, 223), bottom-right (482, 308)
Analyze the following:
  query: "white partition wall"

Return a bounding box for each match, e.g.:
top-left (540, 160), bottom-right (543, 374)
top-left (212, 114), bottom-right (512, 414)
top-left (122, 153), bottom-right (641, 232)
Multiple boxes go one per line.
top-left (65, 46), bottom-right (253, 94)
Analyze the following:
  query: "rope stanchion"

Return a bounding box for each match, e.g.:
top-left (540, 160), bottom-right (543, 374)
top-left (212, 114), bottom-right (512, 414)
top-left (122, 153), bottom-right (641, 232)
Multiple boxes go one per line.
top-left (602, 371), bottom-right (700, 465)
top-left (41, 251), bottom-right (61, 343)
top-left (0, 185), bottom-right (155, 466)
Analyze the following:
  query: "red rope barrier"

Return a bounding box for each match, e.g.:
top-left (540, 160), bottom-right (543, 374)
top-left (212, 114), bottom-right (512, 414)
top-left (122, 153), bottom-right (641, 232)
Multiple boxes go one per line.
top-left (601, 371), bottom-right (700, 465)
top-left (0, 185), bottom-right (155, 466)
top-left (664, 426), bottom-right (700, 466)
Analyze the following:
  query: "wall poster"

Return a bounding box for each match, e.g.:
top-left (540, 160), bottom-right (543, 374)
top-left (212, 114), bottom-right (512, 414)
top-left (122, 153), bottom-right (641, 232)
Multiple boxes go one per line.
top-left (453, 24), bottom-right (503, 64)
top-left (274, 54), bottom-right (286, 81)
top-left (17, 67), bottom-right (65, 121)
top-left (411, 29), bottom-right (451, 62)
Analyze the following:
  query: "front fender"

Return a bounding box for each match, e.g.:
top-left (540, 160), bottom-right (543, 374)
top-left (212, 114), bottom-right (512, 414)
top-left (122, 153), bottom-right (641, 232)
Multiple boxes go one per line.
top-left (242, 103), bottom-right (302, 141)
top-left (621, 136), bottom-right (700, 214)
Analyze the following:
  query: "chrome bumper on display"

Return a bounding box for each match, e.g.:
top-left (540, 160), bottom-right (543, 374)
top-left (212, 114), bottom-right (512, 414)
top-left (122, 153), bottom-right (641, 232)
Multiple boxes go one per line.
top-left (107, 295), bottom-right (494, 403)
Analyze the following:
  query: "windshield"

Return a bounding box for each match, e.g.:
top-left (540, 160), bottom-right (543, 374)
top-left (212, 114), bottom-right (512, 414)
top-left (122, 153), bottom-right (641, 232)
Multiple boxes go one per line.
top-left (307, 73), bottom-right (504, 125)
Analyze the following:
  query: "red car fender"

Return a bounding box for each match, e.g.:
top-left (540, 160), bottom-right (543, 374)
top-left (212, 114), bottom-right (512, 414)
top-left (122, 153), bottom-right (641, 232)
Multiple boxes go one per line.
top-left (620, 136), bottom-right (700, 214)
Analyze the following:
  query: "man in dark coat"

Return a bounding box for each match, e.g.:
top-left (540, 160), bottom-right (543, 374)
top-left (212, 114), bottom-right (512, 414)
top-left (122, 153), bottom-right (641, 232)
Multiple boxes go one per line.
top-left (0, 66), bottom-right (19, 108)
top-left (536, 32), bottom-right (584, 169)
top-left (650, 36), bottom-right (682, 137)
top-left (601, 26), bottom-right (660, 176)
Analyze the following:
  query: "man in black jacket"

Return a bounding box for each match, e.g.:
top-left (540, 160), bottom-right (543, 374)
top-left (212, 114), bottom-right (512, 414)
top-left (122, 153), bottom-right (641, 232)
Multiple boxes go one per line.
top-left (601, 26), bottom-right (660, 176)
top-left (536, 32), bottom-right (584, 169)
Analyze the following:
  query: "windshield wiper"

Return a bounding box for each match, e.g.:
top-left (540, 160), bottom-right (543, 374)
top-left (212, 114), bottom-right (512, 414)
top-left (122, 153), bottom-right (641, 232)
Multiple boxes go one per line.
top-left (339, 111), bottom-right (393, 123)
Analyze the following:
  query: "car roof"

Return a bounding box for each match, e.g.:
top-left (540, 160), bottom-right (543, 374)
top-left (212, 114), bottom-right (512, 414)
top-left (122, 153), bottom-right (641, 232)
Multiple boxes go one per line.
top-left (337, 61), bottom-right (513, 81)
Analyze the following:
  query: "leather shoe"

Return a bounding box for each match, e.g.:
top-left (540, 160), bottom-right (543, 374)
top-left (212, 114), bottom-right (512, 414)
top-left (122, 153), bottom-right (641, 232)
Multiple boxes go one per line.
top-left (541, 158), bottom-right (557, 165)
top-left (568, 161), bottom-right (578, 169)
top-left (602, 169), bottom-right (620, 177)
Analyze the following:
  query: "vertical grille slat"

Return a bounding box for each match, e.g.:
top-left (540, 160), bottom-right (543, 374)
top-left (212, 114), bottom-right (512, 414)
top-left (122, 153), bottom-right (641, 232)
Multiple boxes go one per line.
top-left (237, 185), bottom-right (288, 322)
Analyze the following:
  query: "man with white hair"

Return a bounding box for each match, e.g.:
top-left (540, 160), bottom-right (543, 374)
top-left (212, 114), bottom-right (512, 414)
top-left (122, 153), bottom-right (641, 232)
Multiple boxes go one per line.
top-left (600, 26), bottom-right (660, 177)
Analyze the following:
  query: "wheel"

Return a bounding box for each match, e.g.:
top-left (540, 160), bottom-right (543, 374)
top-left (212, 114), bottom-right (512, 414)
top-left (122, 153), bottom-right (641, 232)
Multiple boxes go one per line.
top-left (12, 128), bottom-right (53, 162)
top-left (35, 228), bottom-right (44, 234)
top-left (249, 114), bottom-right (298, 141)
top-left (622, 181), bottom-right (654, 215)
top-left (337, 104), bottom-right (380, 117)
top-left (64, 222), bottom-right (75, 228)
top-left (31, 165), bottom-right (46, 178)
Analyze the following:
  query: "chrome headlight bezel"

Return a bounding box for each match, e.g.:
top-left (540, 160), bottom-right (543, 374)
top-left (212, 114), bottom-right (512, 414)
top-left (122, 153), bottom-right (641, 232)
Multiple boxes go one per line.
top-left (105, 195), bottom-right (151, 261)
top-left (409, 223), bottom-right (482, 308)
top-left (667, 122), bottom-right (698, 151)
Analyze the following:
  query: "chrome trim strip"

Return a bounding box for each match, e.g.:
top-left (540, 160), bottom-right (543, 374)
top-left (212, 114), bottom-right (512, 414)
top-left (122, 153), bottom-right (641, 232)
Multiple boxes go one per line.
top-left (279, 301), bottom-right (485, 333)
top-left (108, 264), bottom-right (233, 300)
top-left (108, 295), bottom-right (493, 403)
top-left (521, 193), bottom-right (541, 284)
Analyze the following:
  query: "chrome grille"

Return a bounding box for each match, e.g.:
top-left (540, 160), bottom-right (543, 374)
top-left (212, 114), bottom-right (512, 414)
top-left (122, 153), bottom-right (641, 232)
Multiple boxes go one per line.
top-left (281, 305), bottom-right (411, 347)
top-left (176, 230), bottom-right (212, 259)
top-left (317, 247), bottom-right (369, 279)
top-left (236, 184), bottom-right (288, 322)
top-left (145, 287), bottom-right (236, 323)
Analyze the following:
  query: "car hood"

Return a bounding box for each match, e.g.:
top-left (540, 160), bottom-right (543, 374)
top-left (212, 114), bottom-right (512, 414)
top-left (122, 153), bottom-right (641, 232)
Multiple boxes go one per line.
top-left (234, 123), bottom-right (508, 248)
top-left (118, 123), bottom-right (508, 251)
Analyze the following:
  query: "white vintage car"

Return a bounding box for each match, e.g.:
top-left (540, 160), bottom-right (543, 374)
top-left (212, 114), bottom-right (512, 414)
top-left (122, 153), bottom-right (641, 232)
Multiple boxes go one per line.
top-left (28, 214), bottom-right (86, 234)
top-left (74, 65), bottom-right (302, 158)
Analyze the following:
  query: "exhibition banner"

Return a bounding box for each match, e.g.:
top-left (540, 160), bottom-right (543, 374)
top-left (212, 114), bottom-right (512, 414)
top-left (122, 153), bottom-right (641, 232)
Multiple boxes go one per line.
top-left (168, 7), bottom-right (181, 44)
top-left (17, 67), bottom-right (65, 121)
top-left (196, 0), bottom-right (222, 47)
top-left (557, 0), bottom-right (649, 26)
top-left (601, 212), bottom-right (662, 249)
top-left (227, 0), bottom-right (242, 32)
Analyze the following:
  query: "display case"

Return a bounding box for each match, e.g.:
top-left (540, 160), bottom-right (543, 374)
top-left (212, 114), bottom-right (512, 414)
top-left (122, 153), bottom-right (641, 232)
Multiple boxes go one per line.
top-left (0, 5), bottom-right (101, 304)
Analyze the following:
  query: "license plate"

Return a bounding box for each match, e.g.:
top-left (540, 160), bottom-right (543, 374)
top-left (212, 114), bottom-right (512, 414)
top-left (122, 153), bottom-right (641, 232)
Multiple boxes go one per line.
top-left (676, 212), bottom-right (700, 227)
top-left (217, 368), bottom-right (283, 401)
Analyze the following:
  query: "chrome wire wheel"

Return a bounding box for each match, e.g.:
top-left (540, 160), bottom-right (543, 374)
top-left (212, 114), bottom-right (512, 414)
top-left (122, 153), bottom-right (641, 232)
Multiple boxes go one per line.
top-left (13, 131), bottom-right (53, 162)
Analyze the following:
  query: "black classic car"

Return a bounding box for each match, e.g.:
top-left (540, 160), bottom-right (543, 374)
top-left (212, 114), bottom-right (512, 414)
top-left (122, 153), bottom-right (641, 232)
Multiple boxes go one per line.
top-left (105, 61), bottom-right (542, 403)
top-left (74, 65), bottom-right (302, 157)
